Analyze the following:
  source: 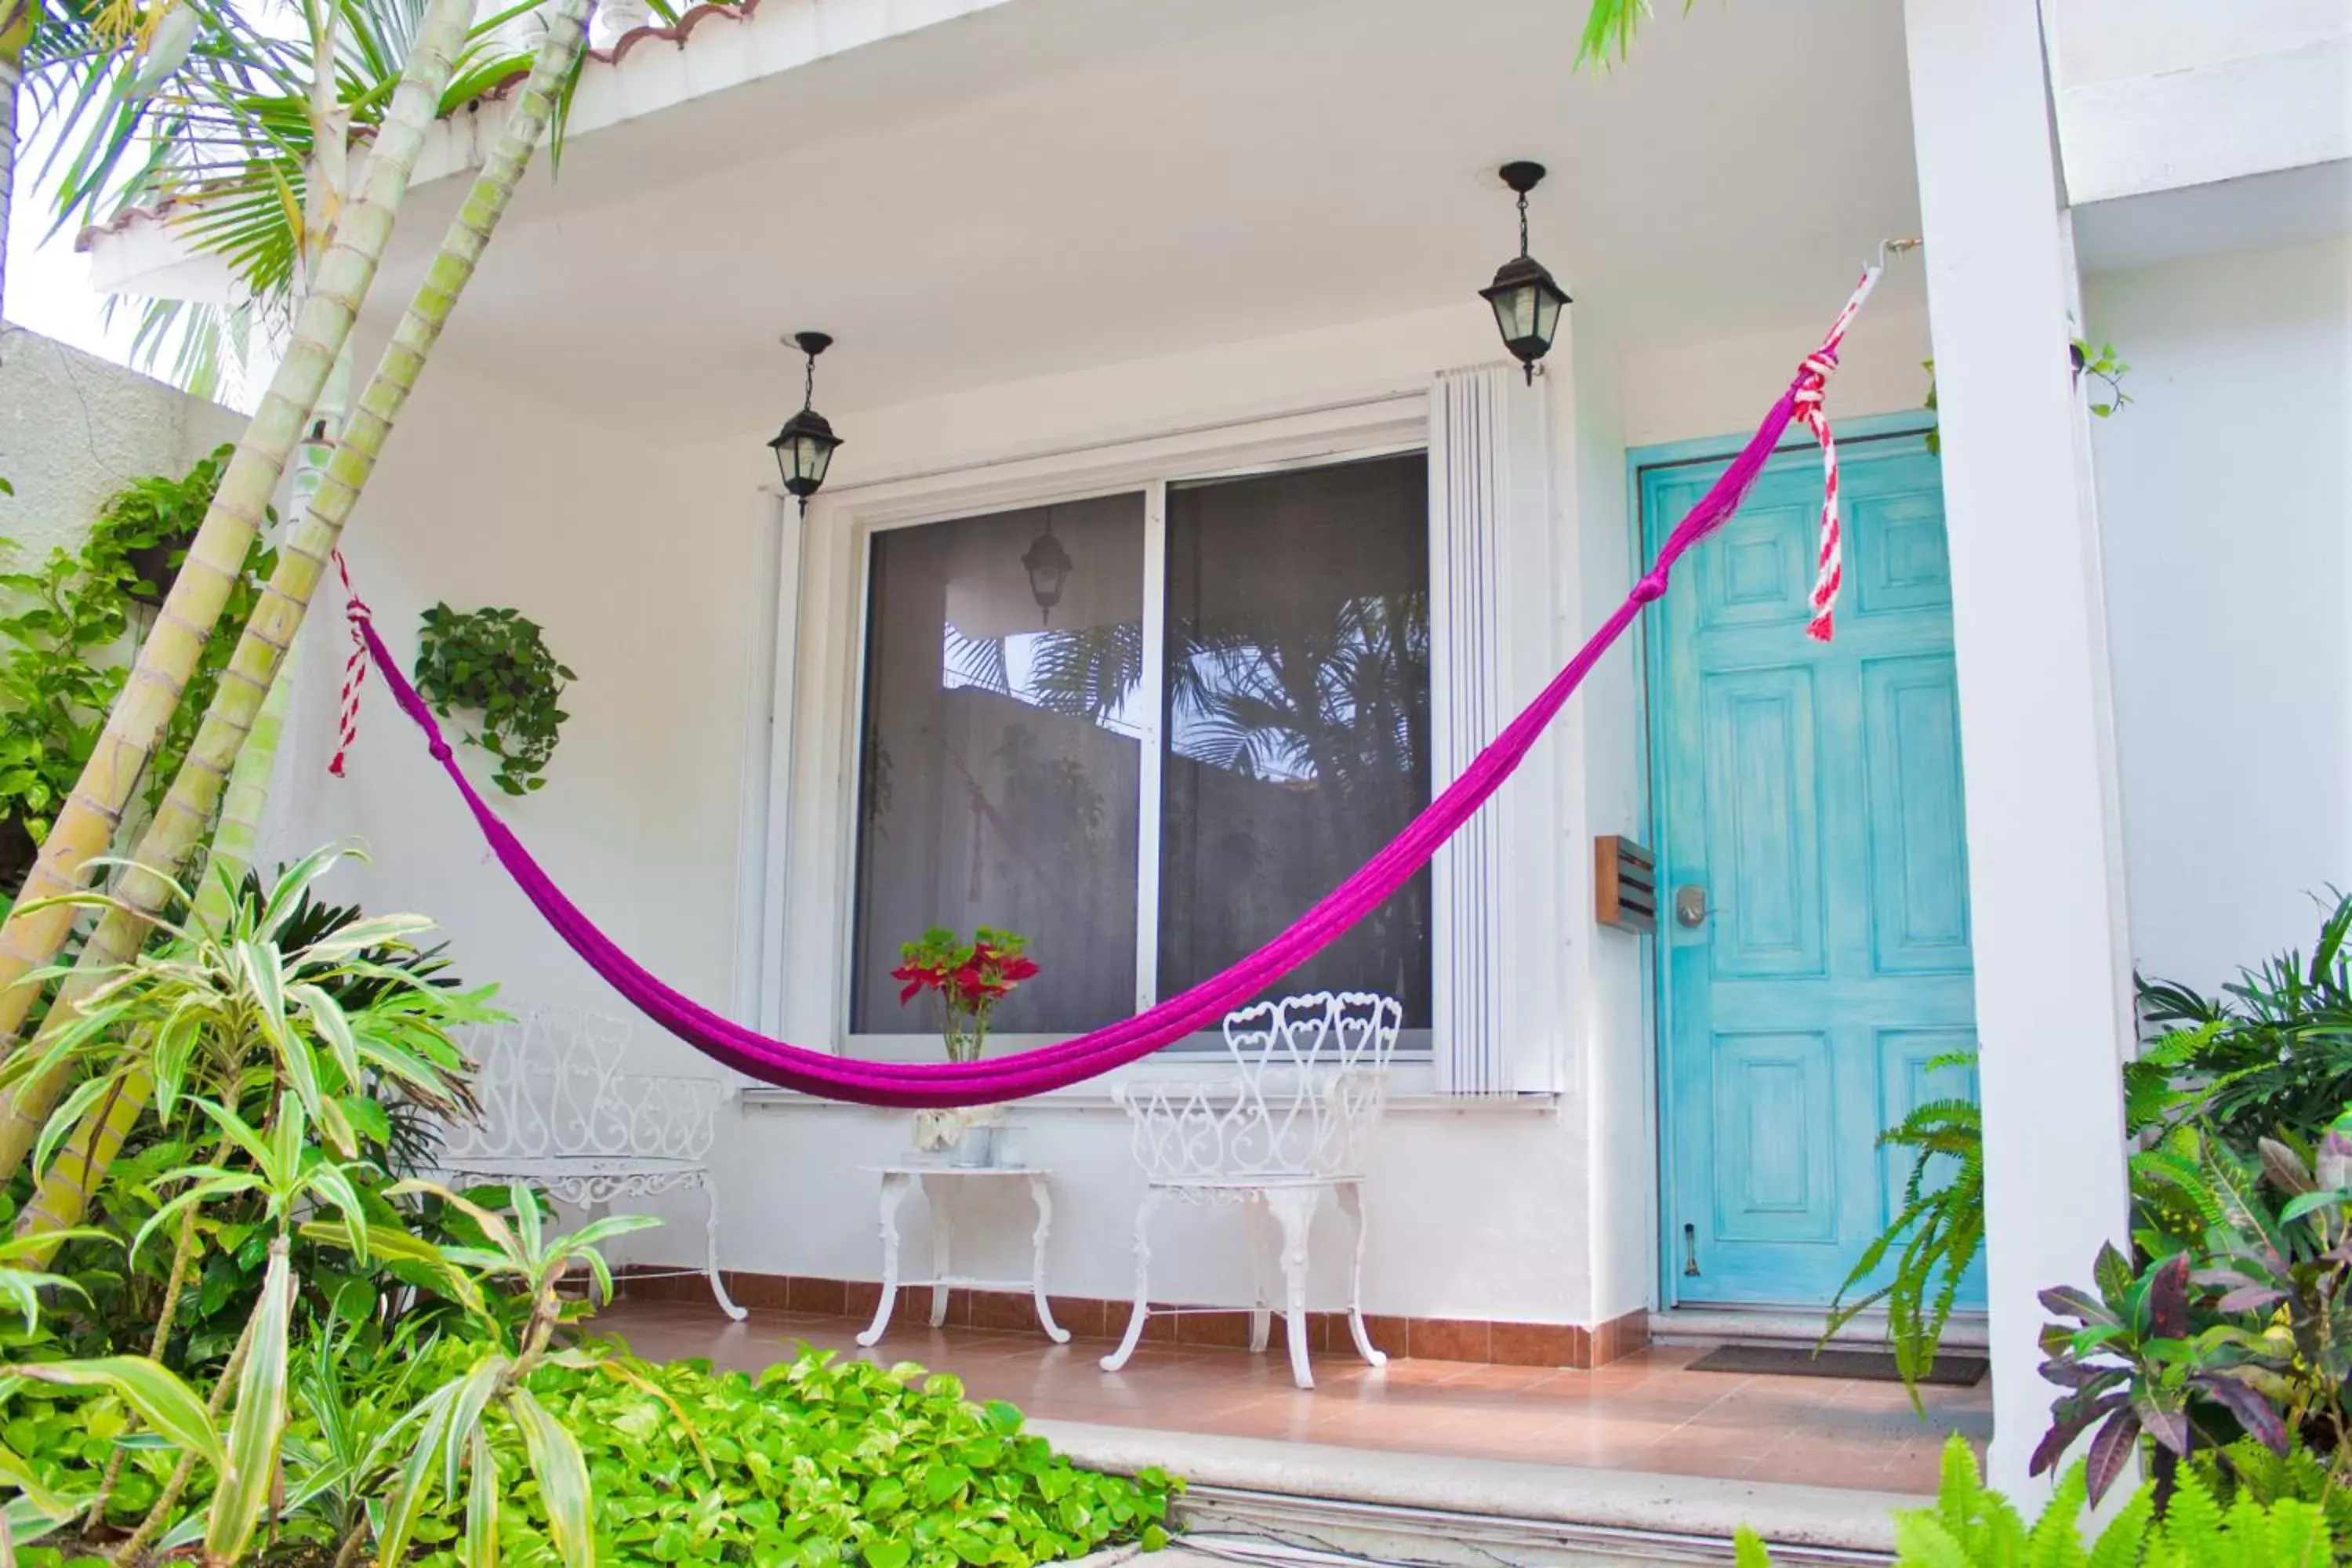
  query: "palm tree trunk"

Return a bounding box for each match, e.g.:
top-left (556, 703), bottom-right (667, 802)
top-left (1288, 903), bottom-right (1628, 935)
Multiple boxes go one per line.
top-left (5, 0), bottom-right (599, 1232)
top-left (0, 0), bottom-right (478, 1047)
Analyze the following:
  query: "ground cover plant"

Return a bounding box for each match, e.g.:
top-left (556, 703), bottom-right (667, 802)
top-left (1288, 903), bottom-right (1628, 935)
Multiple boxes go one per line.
top-left (5, 1330), bottom-right (1177, 1568)
top-left (0, 846), bottom-right (1176, 1567)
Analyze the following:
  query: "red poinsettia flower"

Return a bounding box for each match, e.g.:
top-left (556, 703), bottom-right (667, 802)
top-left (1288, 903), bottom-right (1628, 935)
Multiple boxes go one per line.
top-left (949, 964), bottom-right (1000, 1008)
top-left (895, 927), bottom-right (1040, 1045)
top-left (892, 962), bottom-right (946, 1005)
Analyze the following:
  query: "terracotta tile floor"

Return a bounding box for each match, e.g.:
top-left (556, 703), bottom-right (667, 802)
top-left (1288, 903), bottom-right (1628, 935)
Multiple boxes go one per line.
top-left (592, 1300), bottom-right (1990, 1495)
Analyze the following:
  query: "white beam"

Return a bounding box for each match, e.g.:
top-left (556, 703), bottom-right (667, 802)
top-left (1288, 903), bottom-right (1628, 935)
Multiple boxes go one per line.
top-left (1902, 0), bottom-right (2136, 1497)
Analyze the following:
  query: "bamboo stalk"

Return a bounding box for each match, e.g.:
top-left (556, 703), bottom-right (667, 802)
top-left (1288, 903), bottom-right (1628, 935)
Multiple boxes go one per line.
top-left (5, 0), bottom-right (599, 1232)
top-left (0, 0), bottom-right (478, 1046)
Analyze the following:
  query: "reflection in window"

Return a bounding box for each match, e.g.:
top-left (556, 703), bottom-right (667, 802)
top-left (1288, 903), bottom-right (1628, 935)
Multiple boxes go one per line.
top-left (1158, 455), bottom-right (1433, 1026)
top-left (845, 458), bottom-right (1433, 1042)
top-left (850, 495), bottom-right (1145, 1034)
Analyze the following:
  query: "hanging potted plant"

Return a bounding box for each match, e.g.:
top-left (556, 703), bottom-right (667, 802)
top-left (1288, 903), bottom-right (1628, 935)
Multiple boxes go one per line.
top-left (412, 602), bottom-right (575, 794)
top-left (89, 445), bottom-right (235, 608)
top-left (892, 925), bottom-right (1038, 1167)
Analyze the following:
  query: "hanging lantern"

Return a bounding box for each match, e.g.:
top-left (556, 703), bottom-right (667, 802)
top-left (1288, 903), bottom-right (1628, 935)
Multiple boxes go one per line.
top-left (1022, 513), bottom-right (1073, 625)
top-left (1479, 162), bottom-right (1571, 384)
top-left (768, 331), bottom-right (844, 510)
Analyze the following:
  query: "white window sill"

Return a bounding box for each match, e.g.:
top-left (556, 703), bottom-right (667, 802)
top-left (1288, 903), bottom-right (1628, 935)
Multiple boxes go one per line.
top-left (735, 1072), bottom-right (1562, 1116)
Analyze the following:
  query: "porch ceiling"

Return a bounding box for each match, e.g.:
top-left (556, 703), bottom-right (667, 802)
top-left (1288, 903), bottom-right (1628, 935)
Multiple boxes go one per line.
top-left (380, 0), bottom-right (1926, 438)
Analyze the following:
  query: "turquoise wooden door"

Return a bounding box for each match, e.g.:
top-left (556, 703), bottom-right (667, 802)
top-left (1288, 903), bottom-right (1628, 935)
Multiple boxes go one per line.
top-left (1646, 430), bottom-right (1983, 1308)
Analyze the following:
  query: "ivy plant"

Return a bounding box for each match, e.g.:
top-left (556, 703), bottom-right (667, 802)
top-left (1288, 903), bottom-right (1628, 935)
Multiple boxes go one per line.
top-left (0, 445), bottom-right (271, 892)
top-left (0, 543), bottom-right (131, 873)
top-left (85, 445), bottom-right (278, 820)
top-left (85, 447), bottom-right (228, 605)
top-left (413, 604), bottom-right (575, 795)
top-left (1922, 336), bottom-right (2132, 456)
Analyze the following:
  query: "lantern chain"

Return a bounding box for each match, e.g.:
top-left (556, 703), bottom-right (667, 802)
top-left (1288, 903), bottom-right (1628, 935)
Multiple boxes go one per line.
top-left (1517, 187), bottom-right (1530, 259)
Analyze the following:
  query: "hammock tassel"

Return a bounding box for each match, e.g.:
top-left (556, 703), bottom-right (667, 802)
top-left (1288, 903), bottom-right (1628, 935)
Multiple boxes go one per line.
top-left (330, 550), bottom-right (372, 779)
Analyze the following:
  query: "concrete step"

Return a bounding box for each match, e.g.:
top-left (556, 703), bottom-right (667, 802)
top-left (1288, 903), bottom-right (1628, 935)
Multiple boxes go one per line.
top-left (1038, 1421), bottom-right (1913, 1568)
top-left (1647, 1308), bottom-right (1989, 1354)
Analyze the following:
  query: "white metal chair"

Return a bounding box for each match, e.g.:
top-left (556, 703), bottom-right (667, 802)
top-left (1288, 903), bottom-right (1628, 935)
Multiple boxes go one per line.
top-left (436, 1008), bottom-right (745, 1319)
top-left (1100, 990), bottom-right (1403, 1388)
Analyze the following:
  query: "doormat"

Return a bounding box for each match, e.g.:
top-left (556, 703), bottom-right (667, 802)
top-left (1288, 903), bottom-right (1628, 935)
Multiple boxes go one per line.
top-left (1687, 1345), bottom-right (1988, 1385)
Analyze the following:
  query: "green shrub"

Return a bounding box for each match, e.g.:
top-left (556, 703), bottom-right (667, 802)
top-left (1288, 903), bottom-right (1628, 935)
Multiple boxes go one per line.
top-left (2140, 891), bottom-right (2352, 1152)
top-left (1834, 895), bottom-right (2352, 1407)
top-left (1733, 1433), bottom-right (2339, 1566)
top-left (0, 444), bottom-right (274, 896)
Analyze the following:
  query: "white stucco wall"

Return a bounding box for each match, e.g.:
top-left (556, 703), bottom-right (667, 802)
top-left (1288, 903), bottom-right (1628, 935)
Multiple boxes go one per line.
top-left (288, 285), bottom-right (1938, 1330)
top-left (1565, 328), bottom-right (1651, 1329)
top-left (282, 354), bottom-right (757, 1018)
top-left (2045, 0), bottom-right (2352, 205)
top-left (0, 325), bottom-right (246, 561)
top-left (2087, 236), bottom-right (2352, 993)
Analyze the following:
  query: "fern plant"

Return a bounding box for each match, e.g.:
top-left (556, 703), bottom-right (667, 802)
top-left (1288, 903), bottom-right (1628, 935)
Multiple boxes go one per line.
top-left (1822, 1056), bottom-right (1983, 1409)
top-left (1733, 1434), bottom-right (2339, 1566)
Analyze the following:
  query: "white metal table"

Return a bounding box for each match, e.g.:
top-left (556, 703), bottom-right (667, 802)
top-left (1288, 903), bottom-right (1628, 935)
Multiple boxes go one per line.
top-left (856, 1164), bottom-right (1069, 1348)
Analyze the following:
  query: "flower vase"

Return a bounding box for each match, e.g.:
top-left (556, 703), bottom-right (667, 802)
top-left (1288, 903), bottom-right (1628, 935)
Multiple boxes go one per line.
top-left (949, 1120), bottom-right (996, 1168)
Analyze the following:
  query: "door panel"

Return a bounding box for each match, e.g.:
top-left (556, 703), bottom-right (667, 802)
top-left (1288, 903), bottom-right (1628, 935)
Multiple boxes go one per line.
top-left (1700, 669), bottom-right (1824, 978)
top-left (1863, 656), bottom-right (1973, 974)
top-left (1710, 1030), bottom-right (1838, 1243)
top-left (1650, 432), bottom-right (1983, 1308)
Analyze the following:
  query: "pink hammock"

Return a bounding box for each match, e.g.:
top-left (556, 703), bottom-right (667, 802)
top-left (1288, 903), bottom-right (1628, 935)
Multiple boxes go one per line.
top-left (336, 268), bottom-right (1882, 1108)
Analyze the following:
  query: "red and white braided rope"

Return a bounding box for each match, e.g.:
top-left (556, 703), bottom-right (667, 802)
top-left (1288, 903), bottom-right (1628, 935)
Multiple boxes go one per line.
top-left (1796, 264), bottom-right (1883, 643)
top-left (329, 550), bottom-right (371, 779)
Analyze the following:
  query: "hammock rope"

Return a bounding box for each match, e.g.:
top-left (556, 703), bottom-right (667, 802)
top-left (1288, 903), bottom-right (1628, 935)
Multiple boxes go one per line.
top-left (334, 265), bottom-right (1885, 1109)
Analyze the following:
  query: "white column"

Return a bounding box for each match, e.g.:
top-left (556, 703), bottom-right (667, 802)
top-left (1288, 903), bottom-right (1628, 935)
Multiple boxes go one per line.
top-left (1902, 0), bottom-right (2136, 1497)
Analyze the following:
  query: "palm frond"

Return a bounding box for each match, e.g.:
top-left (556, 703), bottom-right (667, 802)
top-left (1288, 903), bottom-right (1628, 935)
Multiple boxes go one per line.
top-left (943, 628), bottom-right (1010, 697)
top-left (24, 0), bottom-right (561, 395)
top-left (1028, 622), bottom-right (1143, 724)
top-left (1575, 0), bottom-right (1650, 68)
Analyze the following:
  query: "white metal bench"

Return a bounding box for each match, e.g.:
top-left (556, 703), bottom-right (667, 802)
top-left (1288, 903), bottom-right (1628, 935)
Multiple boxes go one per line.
top-left (437, 1008), bottom-right (745, 1319)
top-left (1101, 990), bottom-right (1402, 1388)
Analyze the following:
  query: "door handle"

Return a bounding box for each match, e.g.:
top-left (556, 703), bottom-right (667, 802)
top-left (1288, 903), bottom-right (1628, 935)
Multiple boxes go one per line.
top-left (1675, 884), bottom-right (1708, 928)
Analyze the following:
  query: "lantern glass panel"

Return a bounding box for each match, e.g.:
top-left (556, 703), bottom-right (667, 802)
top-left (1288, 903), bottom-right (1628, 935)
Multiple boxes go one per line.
top-left (1530, 282), bottom-right (1564, 349)
top-left (797, 434), bottom-right (836, 488)
top-left (1027, 558), bottom-right (1067, 606)
top-left (1489, 283), bottom-right (1535, 343)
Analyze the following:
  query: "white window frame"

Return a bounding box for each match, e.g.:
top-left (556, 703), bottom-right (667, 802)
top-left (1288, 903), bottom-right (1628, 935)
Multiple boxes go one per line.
top-left (760, 393), bottom-right (1484, 1080)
